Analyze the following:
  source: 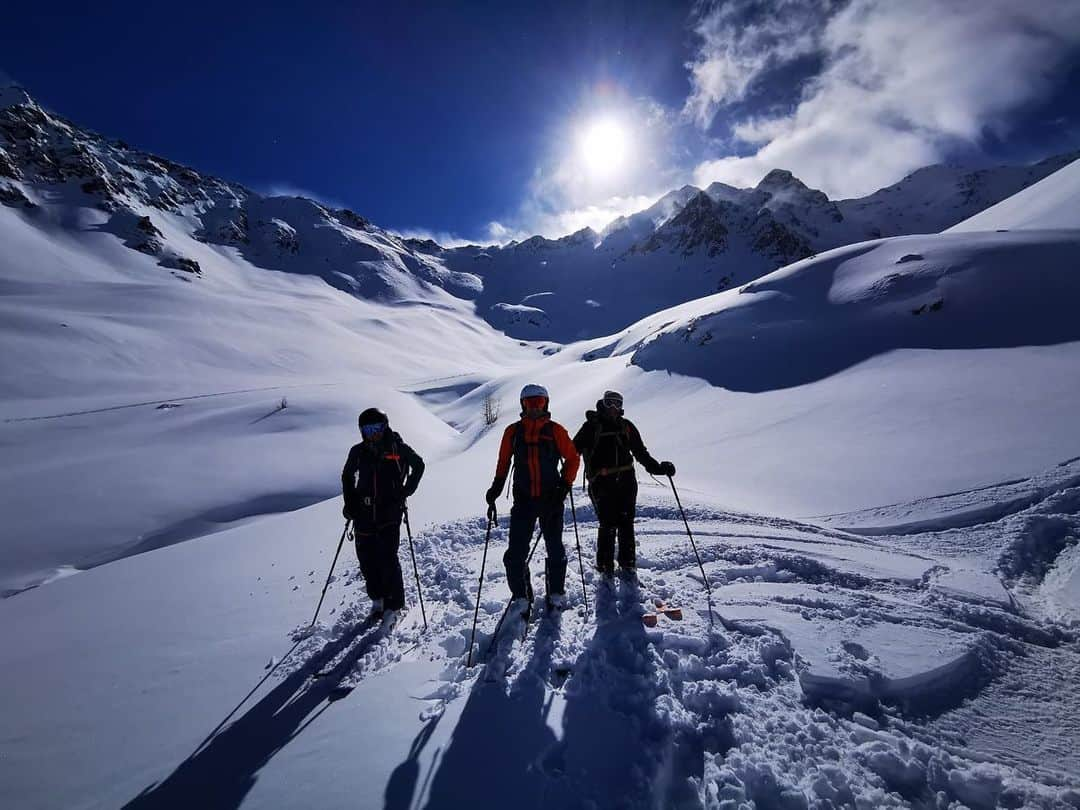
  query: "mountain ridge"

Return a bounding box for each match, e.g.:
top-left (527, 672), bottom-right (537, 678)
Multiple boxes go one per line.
top-left (2, 83), bottom-right (1076, 342)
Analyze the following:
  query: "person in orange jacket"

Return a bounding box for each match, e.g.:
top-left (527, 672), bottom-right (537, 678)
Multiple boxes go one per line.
top-left (485, 384), bottom-right (580, 614)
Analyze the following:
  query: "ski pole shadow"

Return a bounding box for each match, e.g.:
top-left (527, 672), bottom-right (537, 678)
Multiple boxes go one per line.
top-left (540, 576), bottom-right (704, 809)
top-left (122, 617), bottom-right (382, 810)
top-left (383, 713), bottom-right (442, 810)
top-left (420, 608), bottom-right (562, 810)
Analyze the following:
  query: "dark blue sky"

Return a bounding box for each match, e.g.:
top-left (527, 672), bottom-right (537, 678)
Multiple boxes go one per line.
top-left (2, 1), bottom-right (1078, 240)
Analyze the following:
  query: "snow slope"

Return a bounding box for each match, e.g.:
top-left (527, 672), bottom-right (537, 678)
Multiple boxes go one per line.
top-left (0, 188), bottom-right (535, 596)
top-left (2, 86), bottom-right (1080, 810)
top-left (2, 462), bottom-right (1078, 810)
top-left (435, 153), bottom-right (1077, 341)
top-left (948, 157), bottom-right (1080, 232)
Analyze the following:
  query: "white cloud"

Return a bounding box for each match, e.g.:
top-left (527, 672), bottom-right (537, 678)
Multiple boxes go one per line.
top-left (390, 227), bottom-right (487, 248)
top-left (262, 183), bottom-right (350, 211)
top-left (514, 194), bottom-right (662, 240)
top-left (684, 0), bottom-right (836, 128)
top-left (687, 0), bottom-right (1080, 197)
top-left (395, 195), bottom-right (661, 248)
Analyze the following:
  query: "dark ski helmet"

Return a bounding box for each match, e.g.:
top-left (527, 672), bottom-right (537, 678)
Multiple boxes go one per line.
top-left (358, 407), bottom-right (389, 430)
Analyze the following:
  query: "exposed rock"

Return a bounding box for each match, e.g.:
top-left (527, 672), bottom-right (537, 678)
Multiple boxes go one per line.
top-left (163, 256), bottom-right (202, 275)
top-left (0, 147), bottom-right (19, 179)
top-left (136, 216), bottom-right (162, 237)
top-left (0, 182), bottom-right (34, 208)
top-left (336, 208), bottom-right (370, 230)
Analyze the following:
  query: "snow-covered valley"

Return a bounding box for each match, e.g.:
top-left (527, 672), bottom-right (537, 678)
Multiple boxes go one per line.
top-left (2, 82), bottom-right (1079, 809)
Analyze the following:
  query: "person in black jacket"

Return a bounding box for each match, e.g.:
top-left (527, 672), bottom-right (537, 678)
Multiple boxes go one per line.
top-left (572, 390), bottom-right (675, 576)
top-left (341, 407), bottom-right (424, 619)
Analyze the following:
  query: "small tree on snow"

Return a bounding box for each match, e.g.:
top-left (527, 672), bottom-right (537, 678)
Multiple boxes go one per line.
top-left (482, 393), bottom-right (500, 426)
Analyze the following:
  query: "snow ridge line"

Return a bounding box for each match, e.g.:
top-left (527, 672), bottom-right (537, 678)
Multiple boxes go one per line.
top-left (2, 383), bottom-right (333, 423)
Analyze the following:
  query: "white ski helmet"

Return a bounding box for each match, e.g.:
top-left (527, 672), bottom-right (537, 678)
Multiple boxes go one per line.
top-left (520, 383), bottom-right (549, 401)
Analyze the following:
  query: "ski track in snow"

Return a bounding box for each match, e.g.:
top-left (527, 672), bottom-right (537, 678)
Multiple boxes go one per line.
top-left (267, 475), bottom-right (1080, 809)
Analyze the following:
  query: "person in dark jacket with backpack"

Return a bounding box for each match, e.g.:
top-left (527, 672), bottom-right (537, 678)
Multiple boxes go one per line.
top-left (573, 390), bottom-right (674, 577)
top-left (485, 384), bottom-right (580, 615)
top-left (342, 407), bottom-right (425, 621)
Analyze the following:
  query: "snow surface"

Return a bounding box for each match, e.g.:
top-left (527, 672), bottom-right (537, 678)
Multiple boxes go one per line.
top-left (2, 95), bottom-right (1080, 809)
top-left (948, 157), bottom-right (1080, 232)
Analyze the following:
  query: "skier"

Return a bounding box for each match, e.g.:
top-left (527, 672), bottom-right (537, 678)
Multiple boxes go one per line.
top-left (485, 384), bottom-right (580, 616)
top-left (341, 407), bottom-right (425, 624)
top-left (572, 390), bottom-right (675, 578)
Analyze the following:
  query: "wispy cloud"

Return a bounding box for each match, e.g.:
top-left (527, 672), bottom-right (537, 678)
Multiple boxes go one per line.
top-left (684, 0), bottom-right (836, 128)
top-left (261, 183), bottom-right (350, 211)
top-left (390, 227), bottom-right (494, 248)
top-left (687, 0), bottom-right (1080, 197)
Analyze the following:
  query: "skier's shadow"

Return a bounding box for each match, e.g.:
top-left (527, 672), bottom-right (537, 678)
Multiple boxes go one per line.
top-left (122, 618), bottom-right (382, 810)
top-left (383, 713), bottom-right (442, 810)
top-left (419, 604), bottom-right (562, 810)
top-left (541, 577), bottom-right (705, 809)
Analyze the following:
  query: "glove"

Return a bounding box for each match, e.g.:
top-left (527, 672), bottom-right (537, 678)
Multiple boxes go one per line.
top-left (342, 504), bottom-right (353, 520)
top-left (485, 481), bottom-right (502, 506)
top-left (403, 482), bottom-right (417, 498)
top-left (659, 461), bottom-right (676, 477)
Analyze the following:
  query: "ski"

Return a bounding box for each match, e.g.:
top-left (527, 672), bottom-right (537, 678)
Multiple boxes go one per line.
top-left (311, 609), bottom-right (409, 679)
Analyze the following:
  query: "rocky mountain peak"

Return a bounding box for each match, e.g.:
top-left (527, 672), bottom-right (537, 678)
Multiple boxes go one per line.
top-left (0, 84), bottom-right (34, 111)
top-left (756, 168), bottom-right (804, 191)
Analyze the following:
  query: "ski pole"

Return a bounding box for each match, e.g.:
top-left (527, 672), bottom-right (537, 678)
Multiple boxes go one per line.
top-left (402, 503), bottom-right (428, 631)
top-left (568, 487), bottom-right (589, 613)
top-left (667, 476), bottom-right (715, 626)
top-left (482, 525), bottom-right (544, 662)
top-left (311, 521), bottom-right (350, 628)
top-left (467, 508), bottom-right (496, 667)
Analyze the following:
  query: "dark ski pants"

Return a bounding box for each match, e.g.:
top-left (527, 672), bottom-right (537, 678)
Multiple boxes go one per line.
top-left (504, 496), bottom-right (567, 598)
top-left (590, 474), bottom-right (638, 571)
top-left (354, 520), bottom-right (405, 610)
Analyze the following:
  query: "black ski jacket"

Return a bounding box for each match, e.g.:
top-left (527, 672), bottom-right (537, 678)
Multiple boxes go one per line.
top-left (341, 431), bottom-right (424, 531)
top-left (572, 404), bottom-right (662, 482)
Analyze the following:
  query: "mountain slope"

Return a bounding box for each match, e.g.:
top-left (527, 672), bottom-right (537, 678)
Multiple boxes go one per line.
top-left (948, 156), bottom-right (1080, 232)
top-left (0, 85), bottom-right (480, 303)
top-left (437, 153), bottom-right (1077, 341)
top-left (2, 87), bottom-right (1080, 810)
top-left (0, 89), bottom-right (534, 595)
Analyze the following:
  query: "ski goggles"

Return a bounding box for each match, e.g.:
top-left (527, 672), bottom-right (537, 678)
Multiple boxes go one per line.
top-left (360, 422), bottom-right (387, 438)
top-left (521, 396), bottom-right (548, 411)
top-left (602, 395), bottom-right (624, 409)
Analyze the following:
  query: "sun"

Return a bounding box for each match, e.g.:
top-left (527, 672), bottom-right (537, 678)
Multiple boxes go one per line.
top-left (578, 116), bottom-right (632, 178)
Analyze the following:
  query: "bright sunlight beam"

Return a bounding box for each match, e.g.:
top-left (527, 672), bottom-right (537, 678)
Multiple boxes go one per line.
top-left (578, 116), bottom-right (632, 178)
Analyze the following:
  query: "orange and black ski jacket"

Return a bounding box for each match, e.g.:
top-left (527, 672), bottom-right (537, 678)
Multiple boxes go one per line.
top-left (492, 414), bottom-right (580, 500)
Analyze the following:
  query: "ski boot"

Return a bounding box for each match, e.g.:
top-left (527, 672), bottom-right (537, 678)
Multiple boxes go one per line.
top-left (546, 592), bottom-right (568, 612)
top-left (368, 598), bottom-right (385, 621)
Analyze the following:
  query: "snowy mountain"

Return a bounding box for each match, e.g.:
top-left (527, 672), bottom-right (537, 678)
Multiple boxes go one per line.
top-left (3, 81), bottom-right (1080, 810)
top-left (437, 154), bottom-right (1077, 341)
top-left (0, 84), bottom-right (480, 302)
top-left (2, 81), bottom-right (1073, 347)
top-left (947, 154), bottom-right (1080, 232)
top-left (0, 84), bottom-right (532, 597)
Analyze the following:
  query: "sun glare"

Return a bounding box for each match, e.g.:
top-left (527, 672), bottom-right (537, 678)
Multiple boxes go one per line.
top-left (578, 116), bottom-right (631, 178)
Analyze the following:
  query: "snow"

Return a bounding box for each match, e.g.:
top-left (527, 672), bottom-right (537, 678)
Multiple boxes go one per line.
top-left (948, 157), bottom-right (1080, 232)
top-left (2, 94), bottom-right (1080, 809)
